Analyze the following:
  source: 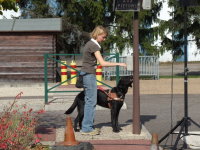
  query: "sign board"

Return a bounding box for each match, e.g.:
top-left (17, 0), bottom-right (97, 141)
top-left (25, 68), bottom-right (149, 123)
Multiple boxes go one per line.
top-left (142, 0), bottom-right (152, 10)
top-left (113, 0), bottom-right (141, 11)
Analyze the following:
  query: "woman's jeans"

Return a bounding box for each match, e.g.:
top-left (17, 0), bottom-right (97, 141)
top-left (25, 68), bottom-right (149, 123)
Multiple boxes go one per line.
top-left (81, 72), bottom-right (97, 132)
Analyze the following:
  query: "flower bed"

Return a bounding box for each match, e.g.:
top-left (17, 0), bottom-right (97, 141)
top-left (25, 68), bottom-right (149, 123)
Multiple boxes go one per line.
top-left (0, 92), bottom-right (48, 150)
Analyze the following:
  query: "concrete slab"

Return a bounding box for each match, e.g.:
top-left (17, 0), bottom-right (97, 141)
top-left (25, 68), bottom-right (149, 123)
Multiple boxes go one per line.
top-left (56, 124), bottom-right (151, 142)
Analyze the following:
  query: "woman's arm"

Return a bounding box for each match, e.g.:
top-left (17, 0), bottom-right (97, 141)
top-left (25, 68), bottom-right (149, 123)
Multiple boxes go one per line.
top-left (94, 51), bottom-right (127, 67)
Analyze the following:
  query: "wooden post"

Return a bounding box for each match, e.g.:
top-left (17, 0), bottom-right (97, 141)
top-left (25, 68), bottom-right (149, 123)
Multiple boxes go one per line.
top-left (133, 11), bottom-right (141, 134)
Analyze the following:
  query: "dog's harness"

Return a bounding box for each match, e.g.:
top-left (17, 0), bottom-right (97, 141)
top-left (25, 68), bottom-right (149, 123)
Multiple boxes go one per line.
top-left (98, 87), bottom-right (124, 109)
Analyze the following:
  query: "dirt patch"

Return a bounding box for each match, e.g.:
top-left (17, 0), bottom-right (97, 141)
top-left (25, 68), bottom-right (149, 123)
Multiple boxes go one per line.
top-left (140, 78), bottom-right (200, 94)
top-left (105, 78), bottom-right (200, 95)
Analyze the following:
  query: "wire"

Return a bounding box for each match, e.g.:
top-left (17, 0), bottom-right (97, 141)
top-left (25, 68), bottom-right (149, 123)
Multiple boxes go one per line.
top-left (163, 3), bottom-right (175, 148)
top-left (170, 59), bottom-right (175, 145)
top-left (169, 3), bottom-right (176, 147)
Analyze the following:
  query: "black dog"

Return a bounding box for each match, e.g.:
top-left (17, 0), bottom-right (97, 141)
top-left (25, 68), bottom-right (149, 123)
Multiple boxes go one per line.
top-left (64, 76), bottom-right (133, 133)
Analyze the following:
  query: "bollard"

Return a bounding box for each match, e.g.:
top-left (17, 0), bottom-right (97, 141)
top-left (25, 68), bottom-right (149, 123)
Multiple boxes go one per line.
top-left (96, 62), bottom-right (102, 85)
top-left (150, 133), bottom-right (159, 150)
top-left (70, 60), bottom-right (77, 85)
top-left (61, 61), bottom-right (68, 85)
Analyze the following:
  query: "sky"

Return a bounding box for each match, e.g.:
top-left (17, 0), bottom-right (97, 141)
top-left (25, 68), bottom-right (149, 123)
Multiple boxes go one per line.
top-left (0, 9), bottom-right (21, 19)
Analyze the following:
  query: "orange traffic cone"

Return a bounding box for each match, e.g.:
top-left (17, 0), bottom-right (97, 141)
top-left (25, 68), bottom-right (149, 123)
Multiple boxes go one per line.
top-left (59, 116), bottom-right (79, 146)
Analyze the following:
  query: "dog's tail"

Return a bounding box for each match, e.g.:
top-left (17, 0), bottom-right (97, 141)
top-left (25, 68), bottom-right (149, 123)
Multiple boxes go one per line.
top-left (64, 99), bottom-right (78, 114)
top-left (64, 93), bottom-right (80, 114)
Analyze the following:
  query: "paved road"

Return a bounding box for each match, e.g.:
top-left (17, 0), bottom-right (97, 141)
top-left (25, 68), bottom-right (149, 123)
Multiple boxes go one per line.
top-left (139, 94), bottom-right (200, 149)
top-left (159, 62), bottom-right (200, 76)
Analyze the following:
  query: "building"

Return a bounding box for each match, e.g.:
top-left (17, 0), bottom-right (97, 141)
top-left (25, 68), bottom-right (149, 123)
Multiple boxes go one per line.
top-left (0, 18), bottom-right (62, 81)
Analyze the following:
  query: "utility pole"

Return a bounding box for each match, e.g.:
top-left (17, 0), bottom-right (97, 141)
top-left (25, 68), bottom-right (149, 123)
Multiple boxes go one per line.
top-left (113, 0), bottom-right (142, 134)
top-left (133, 11), bottom-right (140, 134)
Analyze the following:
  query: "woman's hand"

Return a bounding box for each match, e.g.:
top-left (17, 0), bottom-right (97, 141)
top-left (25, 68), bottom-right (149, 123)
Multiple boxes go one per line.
top-left (119, 63), bottom-right (127, 67)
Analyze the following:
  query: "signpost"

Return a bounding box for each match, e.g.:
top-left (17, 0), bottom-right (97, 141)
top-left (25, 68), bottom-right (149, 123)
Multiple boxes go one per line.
top-left (113, 0), bottom-right (141, 134)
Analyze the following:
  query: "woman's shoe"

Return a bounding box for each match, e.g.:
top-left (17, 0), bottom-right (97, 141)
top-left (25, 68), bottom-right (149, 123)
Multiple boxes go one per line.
top-left (80, 128), bottom-right (100, 135)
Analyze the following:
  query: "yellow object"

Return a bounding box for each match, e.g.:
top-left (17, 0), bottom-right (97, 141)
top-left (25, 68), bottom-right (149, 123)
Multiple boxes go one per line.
top-left (96, 61), bottom-right (102, 85)
top-left (70, 60), bottom-right (77, 84)
top-left (61, 61), bottom-right (68, 85)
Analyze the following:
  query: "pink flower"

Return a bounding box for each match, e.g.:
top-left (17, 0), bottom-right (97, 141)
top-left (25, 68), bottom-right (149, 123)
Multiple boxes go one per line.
top-left (0, 143), bottom-right (7, 149)
top-left (34, 138), bottom-right (40, 144)
top-left (35, 134), bottom-right (42, 138)
top-left (0, 92), bottom-right (42, 149)
top-left (36, 109), bottom-right (45, 114)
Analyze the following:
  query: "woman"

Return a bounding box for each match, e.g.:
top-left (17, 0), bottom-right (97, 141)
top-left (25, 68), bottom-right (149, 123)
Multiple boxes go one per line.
top-left (80, 26), bottom-right (127, 135)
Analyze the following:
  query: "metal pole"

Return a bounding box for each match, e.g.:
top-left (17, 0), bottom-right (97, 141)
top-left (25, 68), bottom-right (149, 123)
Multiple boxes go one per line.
top-left (133, 11), bottom-right (141, 134)
top-left (183, 5), bottom-right (188, 134)
top-left (44, 54), bottom-right (48, 104)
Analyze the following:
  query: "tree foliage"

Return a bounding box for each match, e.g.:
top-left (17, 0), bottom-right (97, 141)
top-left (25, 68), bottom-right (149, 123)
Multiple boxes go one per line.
top-left (17, 0), bottom-right (163, 55)
top-left (17, 0), bottom-right (55, 18)
top-left (0, 0), bottom-right (18, 15)
top-left (17, 0), bottom-right (200, 56)
top-left (159, 0), bottom-right (200, 58)
top-left (57, 0), bottom-right (163, 55)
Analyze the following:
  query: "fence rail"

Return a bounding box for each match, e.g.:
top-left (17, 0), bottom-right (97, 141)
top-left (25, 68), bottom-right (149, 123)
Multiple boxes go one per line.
top-left (44, 53), bottom-right (119, 104)
top-left (103, 56), bottom-right (159, 80)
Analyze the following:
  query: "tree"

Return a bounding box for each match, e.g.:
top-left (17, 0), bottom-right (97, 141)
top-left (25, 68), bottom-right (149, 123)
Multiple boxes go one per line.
top-left (57, 0), bottom-right (163, 55)
top-left (17, 0), bottom-right (55, 18)
top-left (104, 1), bottom-right (163, 55)
top-left (17, 0), bottom-right (164, 55)
top-left (158, 0), bottom-right (200, 59)
top-left (0, 0), bottom-right (19, 15)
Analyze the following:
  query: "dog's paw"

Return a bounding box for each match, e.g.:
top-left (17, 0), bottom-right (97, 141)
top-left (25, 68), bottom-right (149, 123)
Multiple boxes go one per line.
top-left (115, 127), bottom-right (122, 131)
top-left (119, 127), bottom-right (123, 131)
top-left (74, 128), bottom-right (80, 132)
top-left (112, 129), bottom-right (120, 133)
